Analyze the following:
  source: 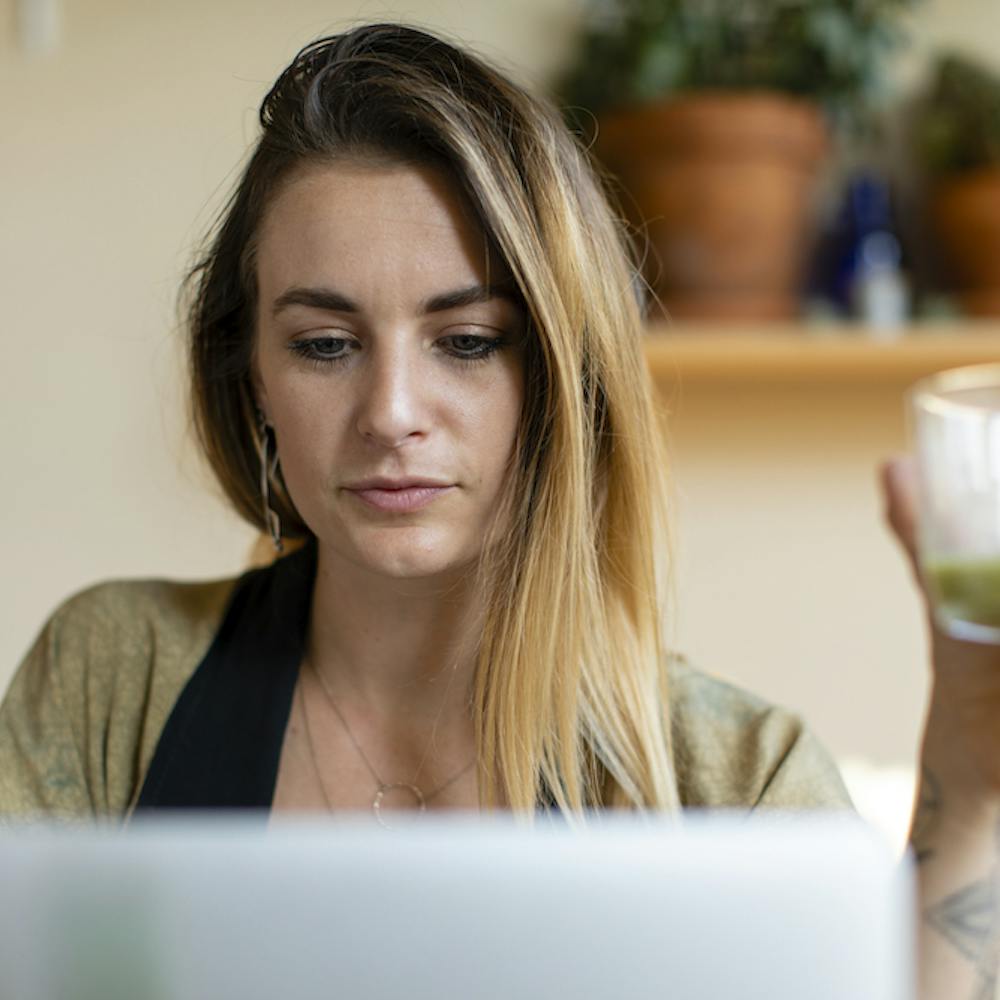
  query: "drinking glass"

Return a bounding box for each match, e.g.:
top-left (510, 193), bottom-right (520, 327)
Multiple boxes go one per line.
top-left (909, 363), bottom-right (1000, 644)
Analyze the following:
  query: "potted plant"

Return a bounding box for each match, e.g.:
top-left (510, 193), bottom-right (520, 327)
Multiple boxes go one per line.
top-left (913, 52), bottom-right (1000, 316)
top-left (557, 0), bottom-right (917, 321)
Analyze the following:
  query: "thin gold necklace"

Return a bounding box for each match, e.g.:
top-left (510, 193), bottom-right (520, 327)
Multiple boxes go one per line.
top-left (300, 660), bottom-right (475, 829)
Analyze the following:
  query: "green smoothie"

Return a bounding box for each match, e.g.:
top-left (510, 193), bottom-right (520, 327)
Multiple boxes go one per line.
top-left (925, 555), bottom-right (1000, 630)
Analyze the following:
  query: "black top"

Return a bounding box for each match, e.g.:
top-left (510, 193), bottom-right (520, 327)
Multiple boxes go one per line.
top-left (134, 542), bottom-right (317, 811)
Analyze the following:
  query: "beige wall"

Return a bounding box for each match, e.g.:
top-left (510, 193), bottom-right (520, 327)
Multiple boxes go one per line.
top-left (665, 378), bottom-right (927, 769)
top-left (3, 0), bottom-right (998, 772)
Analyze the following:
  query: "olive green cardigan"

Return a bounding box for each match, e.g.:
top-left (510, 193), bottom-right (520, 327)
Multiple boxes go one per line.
top-left (0, 551), bottom-right (851, 819)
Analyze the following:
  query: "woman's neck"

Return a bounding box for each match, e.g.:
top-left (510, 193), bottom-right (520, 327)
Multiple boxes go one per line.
top-left (306, 543), bottom-right (482, 730)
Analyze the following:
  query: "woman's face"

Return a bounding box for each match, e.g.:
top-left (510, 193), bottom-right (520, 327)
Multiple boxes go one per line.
top-left (253, 159), bottom-right (526, 581)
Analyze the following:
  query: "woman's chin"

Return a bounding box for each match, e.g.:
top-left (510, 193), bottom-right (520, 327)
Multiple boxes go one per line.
top-left (321, 529), bottom-right (476, 582)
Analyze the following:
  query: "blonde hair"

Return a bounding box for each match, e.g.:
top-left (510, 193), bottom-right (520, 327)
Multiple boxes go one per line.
top-left (186, 23), bottom-right (679, 814)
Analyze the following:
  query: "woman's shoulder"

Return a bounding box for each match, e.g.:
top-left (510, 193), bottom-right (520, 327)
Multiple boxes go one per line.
top-left (0, 572), bottom-right (242, 819)
top-left (46, 573), bottom-right (239, 652)
top-left (33, 571), bottom-right (242, 740)
top-left (667, 655), bottom-right (853, 812)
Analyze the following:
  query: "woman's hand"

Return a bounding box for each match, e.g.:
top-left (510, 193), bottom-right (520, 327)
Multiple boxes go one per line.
top-left (880, 454), bottom-right (1000, 1000)
top-left (881, 455), bottom-right (1000, 798)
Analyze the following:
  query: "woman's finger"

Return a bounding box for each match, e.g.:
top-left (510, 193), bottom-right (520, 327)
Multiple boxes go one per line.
top-left (879, 454), bottom-right (922, 584)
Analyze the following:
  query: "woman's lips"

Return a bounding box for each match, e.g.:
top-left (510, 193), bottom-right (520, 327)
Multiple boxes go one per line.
top-left (346, 485), bottom-right (454, 513)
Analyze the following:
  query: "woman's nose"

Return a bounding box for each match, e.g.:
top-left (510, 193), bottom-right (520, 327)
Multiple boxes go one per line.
top-left (354, 341), bottom-right (428, 448)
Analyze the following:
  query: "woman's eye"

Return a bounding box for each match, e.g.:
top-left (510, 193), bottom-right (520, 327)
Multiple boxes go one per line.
top-left (441, 333), bottom-right (503, 361)
top-left (288, 337), bottom-right (353, 365)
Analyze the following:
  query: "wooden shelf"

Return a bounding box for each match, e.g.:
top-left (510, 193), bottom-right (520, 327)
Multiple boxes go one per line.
top-left (643, 322), bottom-right (1000, 384)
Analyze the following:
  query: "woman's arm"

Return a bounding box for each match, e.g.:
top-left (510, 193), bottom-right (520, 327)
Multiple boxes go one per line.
top-left (883, 458), bottom-right (1000, 1000)
top-left (911, 745), bottom-right (999, 999)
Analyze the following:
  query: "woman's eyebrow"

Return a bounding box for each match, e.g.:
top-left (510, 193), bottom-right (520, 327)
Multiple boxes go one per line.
top-left (270, 283), bottom-right (522, 318)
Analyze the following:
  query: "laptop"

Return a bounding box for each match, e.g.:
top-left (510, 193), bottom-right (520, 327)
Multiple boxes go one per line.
top-left (0, 813), bottom-right (912, 1000)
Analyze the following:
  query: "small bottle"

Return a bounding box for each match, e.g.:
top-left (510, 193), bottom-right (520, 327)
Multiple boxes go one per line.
top-left (853, 229), bottom-right (909, 336)
top-left (813, 172), bottom-right (911, 333)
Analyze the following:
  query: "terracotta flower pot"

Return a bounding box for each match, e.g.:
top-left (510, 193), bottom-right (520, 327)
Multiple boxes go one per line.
top-left (595, 92), bottom-right (828, 321)
top-left (932, 167), bottom-right (1000, 316)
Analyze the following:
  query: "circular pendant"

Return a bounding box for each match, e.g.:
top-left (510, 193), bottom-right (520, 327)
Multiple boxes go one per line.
top-left (372, 783), bottom-right (427, 829)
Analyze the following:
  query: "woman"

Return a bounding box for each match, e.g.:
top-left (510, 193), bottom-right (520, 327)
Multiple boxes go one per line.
top-left (0, 22), bottom-right (996, 996)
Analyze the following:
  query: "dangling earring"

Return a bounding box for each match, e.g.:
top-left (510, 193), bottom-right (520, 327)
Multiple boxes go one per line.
top-left (257, 409), bottom-right (284, 554)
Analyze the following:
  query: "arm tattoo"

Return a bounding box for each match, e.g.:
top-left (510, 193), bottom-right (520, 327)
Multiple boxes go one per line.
top-left (926, 879), bottom-right (995, 961)
top-left (912, 767), bottom-right (942, 865)
top-left (924, 815), bottom-right (1000, 1000)
top-left (971, 915), bottom-right (998, 1000)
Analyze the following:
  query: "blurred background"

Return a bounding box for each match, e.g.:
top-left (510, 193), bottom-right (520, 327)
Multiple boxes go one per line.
top-left (5, 0), bottom-right (1000, 843)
